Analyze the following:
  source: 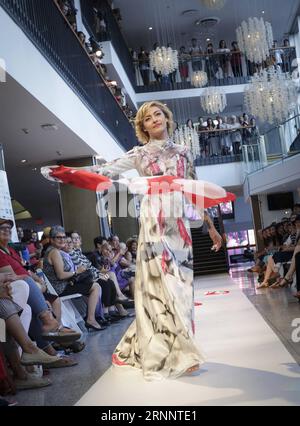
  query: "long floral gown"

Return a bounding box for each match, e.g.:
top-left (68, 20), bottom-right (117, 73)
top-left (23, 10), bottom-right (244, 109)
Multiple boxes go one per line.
top-left (96, 139), bottom-right (206, 381)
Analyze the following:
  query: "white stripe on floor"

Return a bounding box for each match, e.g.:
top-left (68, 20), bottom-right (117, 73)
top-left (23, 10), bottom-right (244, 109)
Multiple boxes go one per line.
top-left (77, 274), bottom-right (300, 406)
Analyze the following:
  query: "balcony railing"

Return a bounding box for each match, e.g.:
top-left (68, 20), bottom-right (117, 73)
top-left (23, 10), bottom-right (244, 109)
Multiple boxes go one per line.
top-left (186, 126), bottom-right (257, 166)
top-left (0, 0), bottom-right (137, 151)
top-left (242, 112), bottom-right (300, 174)
top-left (80, 0), bottom-right (137, 89)
top-left (134, 47), bottom-right (296, 92)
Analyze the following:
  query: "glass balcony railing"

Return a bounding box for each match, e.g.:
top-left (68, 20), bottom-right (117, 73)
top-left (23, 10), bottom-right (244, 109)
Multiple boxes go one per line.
top-left (134, 47), bottom-right (296, 92)
top-left (0, 144), bottom-right (5, 171)
top-left (242, 112), bottom-right (300, 174)
top-left (0, 0), bottom-right (137, 151)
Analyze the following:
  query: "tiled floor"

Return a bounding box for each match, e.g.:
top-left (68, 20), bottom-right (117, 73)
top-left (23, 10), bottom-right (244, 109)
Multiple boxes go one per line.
top-left (15, 267), bottom-right (300, 406)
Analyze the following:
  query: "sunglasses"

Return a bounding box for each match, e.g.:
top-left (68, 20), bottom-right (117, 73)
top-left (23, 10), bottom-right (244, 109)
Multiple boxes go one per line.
top-left (0, 226), bottom-right (12, 232)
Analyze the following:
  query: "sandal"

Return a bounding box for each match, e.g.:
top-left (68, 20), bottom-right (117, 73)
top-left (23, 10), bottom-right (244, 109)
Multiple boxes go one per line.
top-left (256, 283), bottom-right (269, 289)
top-left (42, 328), bottom-right (81, 343)
top-left (279, 277), bottom-right (293, 288)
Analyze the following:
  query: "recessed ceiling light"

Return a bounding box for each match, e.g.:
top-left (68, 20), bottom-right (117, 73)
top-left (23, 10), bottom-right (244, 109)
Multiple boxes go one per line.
top-left (262, 10), bottom-right (265, 14)
top-left (21, 160), bottom-right (27, 163)
top-left (41, 124), bottom-right (59, 131)
top-left (207, 38), bottom-right (211, 42)
top-left (149, 27), bottom-right (153, 31)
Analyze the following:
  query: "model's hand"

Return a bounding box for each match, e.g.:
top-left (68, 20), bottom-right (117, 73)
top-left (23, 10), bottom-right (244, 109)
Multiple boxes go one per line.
top-left (209, 229), bottom-right (223, 252)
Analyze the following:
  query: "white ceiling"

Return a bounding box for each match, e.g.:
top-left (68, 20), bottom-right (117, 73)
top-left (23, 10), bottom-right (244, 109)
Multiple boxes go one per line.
top-left (114, 0), bottom-right (300, 50)
top-left (0, 74), bottom-right (97, 225)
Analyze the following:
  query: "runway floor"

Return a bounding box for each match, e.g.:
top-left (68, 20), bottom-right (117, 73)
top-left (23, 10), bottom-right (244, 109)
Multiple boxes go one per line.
top-left (77, 273), bottom-right (300, 406)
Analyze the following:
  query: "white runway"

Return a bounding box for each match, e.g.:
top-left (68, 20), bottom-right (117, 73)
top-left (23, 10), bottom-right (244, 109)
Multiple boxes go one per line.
top-left (77, 274), bottom-right (300, 406)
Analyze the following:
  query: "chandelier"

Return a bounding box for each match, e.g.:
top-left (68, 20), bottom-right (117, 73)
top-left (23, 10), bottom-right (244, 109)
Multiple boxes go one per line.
top-left (149, 46), bottom-right (179, 76)
top-left (244, 67), bottom-right (298, 125)
top-left (173, 126), bottom-right (200, 159)
top-left (200, 87), bottom-right (227, 114)
top-left (201, 0), bottom-right (226, 10)
top-left (191, 71), bottom-right (208, 88)
top-left (236, 17), bottom-right (273, 64)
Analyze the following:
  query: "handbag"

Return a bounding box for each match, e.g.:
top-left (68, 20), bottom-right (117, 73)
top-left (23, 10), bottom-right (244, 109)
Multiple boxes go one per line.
top-left (70, 269), bottom-right (94, 287)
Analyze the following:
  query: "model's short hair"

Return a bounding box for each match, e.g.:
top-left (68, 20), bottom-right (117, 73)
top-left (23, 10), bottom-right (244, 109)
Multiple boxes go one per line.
top-left (135, 101), bottom-right (174, 145)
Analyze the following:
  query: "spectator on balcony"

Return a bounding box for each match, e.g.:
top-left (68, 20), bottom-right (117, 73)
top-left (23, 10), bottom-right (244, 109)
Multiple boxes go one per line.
top-left (217, 40), bottom-right (231, 79)
top-left (271, 41), bottom-right (284, 70)
top-left (190, 38), bottom-right (203, 72)
top-left (151, 43), bottom-right (161, 83)
top-left (219, 116), bottom-right (232, 155)
top-left (179, 46), bottom-right (189, 82)
top-left (77, 31), bottom-right (89, 53)
top-left (282, 39), bottom-right (296, 73)
top-left (138, 47), bottom-right (150, 86)
top-left (230, 115), bottom-right (242, 155)
top-left (206, 118), bottom-right (220, 157)
top-left (231, 41), bottom-right (242, 77)
top-left (186, 119), bottom-right (194, 129)
top-left (205, 43), bottom-right (218, 80)
top-left (95, 11), bottom-right (108, 41)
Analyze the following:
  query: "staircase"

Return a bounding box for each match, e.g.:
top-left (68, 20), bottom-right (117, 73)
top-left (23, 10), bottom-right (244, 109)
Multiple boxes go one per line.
top-left (191, 218), bottom-right (229, 276)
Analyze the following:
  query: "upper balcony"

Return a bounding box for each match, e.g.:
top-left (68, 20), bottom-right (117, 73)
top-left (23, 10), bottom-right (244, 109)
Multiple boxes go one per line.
top-left (0, 0), bottom-right (137, 152)
top-left (79, 0), bottom-right (297, 98)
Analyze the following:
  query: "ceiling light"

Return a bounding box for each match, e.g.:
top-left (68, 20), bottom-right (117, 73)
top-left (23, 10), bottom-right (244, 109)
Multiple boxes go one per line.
top-left (21, 160), bottom-right (27, 163)
top-left (149, 27), bottom-right (153, 30)
top-left (41, 124), bottom-right (59, 131)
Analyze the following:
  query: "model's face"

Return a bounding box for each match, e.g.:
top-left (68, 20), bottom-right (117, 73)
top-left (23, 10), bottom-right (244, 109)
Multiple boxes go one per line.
top-left (143, 107), bottom-right (168, 140)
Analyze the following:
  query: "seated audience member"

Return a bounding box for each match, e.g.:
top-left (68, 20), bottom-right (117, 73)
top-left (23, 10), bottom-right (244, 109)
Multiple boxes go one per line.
top-left (257, 216), bottom-right (300, 289)
top-left (126, 238), bottom-right (137, 264)
top-left (0, 219), bottom-right (78, 342)
top-left (0, 275), bottom-right (59, 390)
top-left (43, 226), bottom-right (103, 331)
top-left (69, 232), bottom-right (131, 319)
top-left (22, 229), bottom-right (41, 270)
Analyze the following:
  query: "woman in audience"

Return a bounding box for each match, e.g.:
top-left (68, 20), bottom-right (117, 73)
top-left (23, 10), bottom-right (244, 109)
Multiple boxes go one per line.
top-left (22, 229), bottom-right (41, 270)
top-left (257, 219), bottom-right (299, 289)
top-left (0, 219), bottom-right (77, 344)
top-left (69, 232), bottom-right (131, 320)
top-left (43, 226), bottom-right (103, 331)
top-left (217, 40), bottom-right (231, 78)
top-left (230, 41), bottom-right (242, 77)
top-left (0, 276), bottom-right (59, 390)
top-left (205, 43), bottom-right (218, 80)
top-left (206, 118), bottom-right (220, 156)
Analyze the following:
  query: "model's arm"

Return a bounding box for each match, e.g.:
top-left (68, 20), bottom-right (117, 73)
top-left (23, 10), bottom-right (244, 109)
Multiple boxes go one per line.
top-left (42, 147), bottom-right (138, 182)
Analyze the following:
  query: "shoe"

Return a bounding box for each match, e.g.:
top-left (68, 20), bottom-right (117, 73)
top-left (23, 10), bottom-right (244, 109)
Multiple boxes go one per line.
top-left (96, 317), bottom-right (110, 326)
top-left (105, 313), bottom-right (120, 323)
top-left (21, 349), bottom-right (60, 366)
top-left (42, 330), bottom-right (81, 344)
top-left (15, 376), bottom-right (52, 391)
top-left (46, 356), bottom-right (78, 369)
top-left (85, 322), bottom-right (106, 332)
top-left (119, 312), bottom-right (135, 319)
top-left (119, 300), bottom-right (135, 309)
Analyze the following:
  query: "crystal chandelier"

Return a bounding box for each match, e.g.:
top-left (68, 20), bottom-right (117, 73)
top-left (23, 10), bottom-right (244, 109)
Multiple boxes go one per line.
top-left (191, 71), bottom-right (208, 88)
top-left (244, 67), bottom-right (298, 124)
top-left (173, 126), bottom-right (200, 159)
top-left (236, 17), bottom-right (273, 64)
top-left (200, 87), bottom-right (227, 114)
top-left (149, 46), bottom-right (179, 76)
top-left (201, 0), bottom-right (226, 10)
